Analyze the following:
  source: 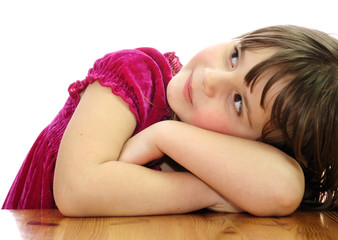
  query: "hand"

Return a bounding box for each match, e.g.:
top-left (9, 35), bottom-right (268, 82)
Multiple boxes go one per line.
top-left (207, 196), bottom-right (243, 213)
top-left (118, 122), bottom-right (165, 165)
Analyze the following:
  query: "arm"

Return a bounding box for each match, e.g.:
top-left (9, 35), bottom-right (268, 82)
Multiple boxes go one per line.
top-left (53, 82), bottom-right (235, 216)
top-left (119, 120), bottom-right (305, 216)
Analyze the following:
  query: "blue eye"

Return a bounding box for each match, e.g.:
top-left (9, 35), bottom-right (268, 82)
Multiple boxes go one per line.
top-left (234, 94), bottom-right (243, 115)
top-left (231, 47), bottom-right (239, 68)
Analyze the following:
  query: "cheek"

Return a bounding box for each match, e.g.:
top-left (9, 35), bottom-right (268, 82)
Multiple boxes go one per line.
top-left (189, 110), bottom-right (257, 139)
top-left (188, 51), bottom-right (212, 68)
top-left (191, 113), bottom-right (262, 140)
top-left (190, 111), bottom-right (234, 134)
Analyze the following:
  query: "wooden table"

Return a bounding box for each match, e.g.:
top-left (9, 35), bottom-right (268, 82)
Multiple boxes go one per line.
top-left (0, 209), bottom-right (337, 239)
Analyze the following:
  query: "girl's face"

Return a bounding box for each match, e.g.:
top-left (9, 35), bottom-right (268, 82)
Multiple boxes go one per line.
top-left (167, 42), bottom-right (280, 140)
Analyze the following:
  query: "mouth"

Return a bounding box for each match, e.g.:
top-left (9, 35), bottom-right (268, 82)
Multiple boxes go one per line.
top-left (183, 72), bottom-right (193, 105)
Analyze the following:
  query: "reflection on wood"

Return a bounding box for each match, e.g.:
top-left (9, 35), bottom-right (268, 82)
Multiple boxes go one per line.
top-left (0, 209), bottom-right (337, 239)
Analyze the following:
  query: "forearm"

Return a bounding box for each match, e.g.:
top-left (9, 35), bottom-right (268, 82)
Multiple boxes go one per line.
top-left (55, 160), bottom-right (235, 217)
top-left (149, 121), bottom-right (305, 216)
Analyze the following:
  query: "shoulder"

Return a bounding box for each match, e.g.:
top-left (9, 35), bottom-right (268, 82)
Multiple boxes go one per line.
top-left (84, 47), bottom-right (173, 96)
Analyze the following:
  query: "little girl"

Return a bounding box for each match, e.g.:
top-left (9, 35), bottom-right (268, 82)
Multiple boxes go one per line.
top-left (3, 25), bottom-right (337, 216)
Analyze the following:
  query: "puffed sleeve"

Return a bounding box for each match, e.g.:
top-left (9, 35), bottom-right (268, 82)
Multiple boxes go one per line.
top-left (68, 48), bottom-right (176, 134)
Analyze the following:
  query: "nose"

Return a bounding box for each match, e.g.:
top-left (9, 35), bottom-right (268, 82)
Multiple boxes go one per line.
top-left (202, 68), bottom-right (228, 98)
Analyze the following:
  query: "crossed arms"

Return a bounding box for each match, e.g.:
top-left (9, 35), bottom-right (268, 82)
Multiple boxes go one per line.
top-left (53, 82), bottom-right (304, 217)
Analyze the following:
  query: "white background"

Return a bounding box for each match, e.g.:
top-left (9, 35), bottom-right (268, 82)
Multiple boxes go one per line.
top-left (0, 0), bottom-right (337, 207)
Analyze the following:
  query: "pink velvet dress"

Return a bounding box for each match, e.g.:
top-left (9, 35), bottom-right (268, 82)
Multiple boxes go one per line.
top-left (2, 47), bottom-right (182, 209)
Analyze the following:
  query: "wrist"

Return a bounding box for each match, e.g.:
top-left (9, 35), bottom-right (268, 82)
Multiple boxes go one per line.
top-left (208, 193), bottom-right (242, 213)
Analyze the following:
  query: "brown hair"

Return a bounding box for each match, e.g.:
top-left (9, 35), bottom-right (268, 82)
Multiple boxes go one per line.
top-left (236, 25), bottom-right (338, 210)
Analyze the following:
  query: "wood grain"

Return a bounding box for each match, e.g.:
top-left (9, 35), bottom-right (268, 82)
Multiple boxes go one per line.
top-left (0, 210), bottom-right (337, 239)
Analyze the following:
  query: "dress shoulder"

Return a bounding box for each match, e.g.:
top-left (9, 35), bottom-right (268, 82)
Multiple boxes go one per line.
top-left (68, 48), bottom-right (180, 133)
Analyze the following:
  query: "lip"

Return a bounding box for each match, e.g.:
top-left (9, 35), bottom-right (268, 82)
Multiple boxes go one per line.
top-left (183, 72), bottom-right (193, 105)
